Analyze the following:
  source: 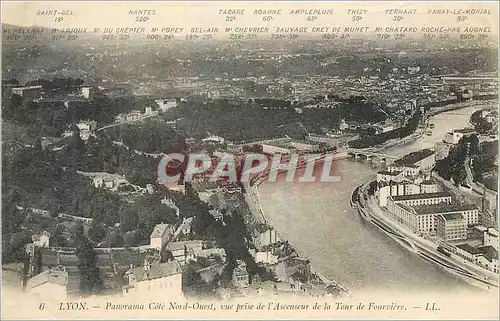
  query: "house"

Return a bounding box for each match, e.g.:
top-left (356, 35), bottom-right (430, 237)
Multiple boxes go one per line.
top-left (81, 86), bottom-right (94, 99)
top-left (209, 208), bottom-right (224, 221)
top-left (32, 231), bottom-right (50, 248)
top-left (376, 170), bottom-right (404, 183)
top-left (194, 248), bottom-right (227, 263)
top-left (179, 217), bottom-right (193, 236)
top-left (454, 244), bottom-right (499, 273)
top-left (76, 120), bottom-right (97, 141)
top-left (155, 99), bottom-right (178, 112)
top-left (150, 223), bottom-right (175, 250)
top-left (122, 260), bottom-right (183, 298)
top-left (165, 240), bottom-right (204, 265)
top-left (27, 267), bottom-right (80, 300)
top-left (444, 128), bottom-right (475, 145)
top-left (12, 85), bottom-right (42, 100)
top-left (232, 260), bottom-right (249, 288)
top-left (420, 179), bottom-right (439, 194)
top-left (250, 249), bottom-right (278, 264)
top-left (202, 135), bottom-right (225, 144)
top-left (77, 171), bottom-right (129, 191)
top-left (476, 246), bottom-right (498, 273)
top-left (484, 228), bottom-right (499, 251)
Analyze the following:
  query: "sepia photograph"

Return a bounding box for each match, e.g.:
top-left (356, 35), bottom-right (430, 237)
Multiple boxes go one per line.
top-left (1, 1), bottom-right (499, 319)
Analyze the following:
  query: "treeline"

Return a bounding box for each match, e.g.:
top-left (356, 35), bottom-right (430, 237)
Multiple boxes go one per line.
top-left (348, 109), bottom-right (421, 148)
top-left (435, 135), bottom-right (480, 185)
top-left (470, 109), bottom-right (495, 134)
top-left (104, 119), bottom-right (186, 154)
top-left (180, 96), bottom-right (385, 142)
top-left (471, 140), bottom-right (498, 191)
top-left (2, 78), bottom-right (156, 137)
top-left (1, 131), bottom-right (182, 263)
top-left (436, 134), bottom-right (498, 191)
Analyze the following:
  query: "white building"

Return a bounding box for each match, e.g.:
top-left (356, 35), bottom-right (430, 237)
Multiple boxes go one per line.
top-left (250, 249), bottom-right (278, 264)
top-left (378, 180), bottom-right (421, 207)
top-left (436, 213), bottom-right (467, 241)
top-left (122, 261), bottom-right (183, 297)
top-left (376, 170), bottom-right (404, 183)
top-left (76, 120), bottom-right (97, 141)
top-left (165, 240), bottom-right (204, 265)
top-left (443, 128), bottom-right (475, 145)
top-left (81, 86), bottom-right (94, 99)
top-left (155, 99), bottom-right (178, 112)
top-left (389, 192), bottom-right (453, 207)
top-left (202, 135), bottom-right (225, 144)
top-left (420, 179), bottom-right (439, 194)
top-left (26, 269), bottom-right (80, 300)
top-left (484, 228), bottom-right (499, 251)
top-left (12, 85), bottom-right (42, 100)
top-left (91, 174), bottom-right (128, 191)
top-left (454, 244), bottom-right (498, 274)
top-left (150, 223), bottom-right (175, 250)
top-left (387, 199), bottom-right (479, 235)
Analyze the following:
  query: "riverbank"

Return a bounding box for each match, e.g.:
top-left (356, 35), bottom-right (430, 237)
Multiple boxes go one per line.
top-left (245, 174), bottom-right (351, 297)
top-left (353, 182), bottom-right (498, 293)
top-left (352, 99), bottom-right (496, 154)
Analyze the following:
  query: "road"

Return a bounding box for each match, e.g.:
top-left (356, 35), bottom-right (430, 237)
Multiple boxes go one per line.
top-left (96, 111), bottom-right (160, 132)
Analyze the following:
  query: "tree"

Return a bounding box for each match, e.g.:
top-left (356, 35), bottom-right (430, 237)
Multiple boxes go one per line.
top-left (120, 209), bottom-right (139, 233)
top-left (88, 221), bottom-right (106, 243)
top-left (452, 167), bottom-right (467, 186)
top-left (75, 236), bottom-right (103, 295)
top-left (49, 224), bottom-right (68, 248)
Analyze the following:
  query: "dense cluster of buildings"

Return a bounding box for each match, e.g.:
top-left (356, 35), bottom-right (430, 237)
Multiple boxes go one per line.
top-left (23, 216), bottom-right (228, 300)
top-left (375, 147), bottom-right (498, 274)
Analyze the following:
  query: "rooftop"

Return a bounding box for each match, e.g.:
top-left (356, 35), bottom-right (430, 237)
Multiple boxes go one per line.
top-left (456, 243), bottom-right (483, 255)
top-left (28, 268), bottom-right (81, 295)
top-left (132, 261), bottom-right (182, 282)
top-left (166, 240), bottom-right (204, 252)
top-left (412, 203), bottom-right (478, 215)
top-left (378, 170), bottom-right (402, 176)
top-left (150, 223), bottom-right (172, 239)
top-left (421, 178), bottom-right (437, 185)
top-left (29, 269), bottom-right (68, 288)
top-left (474, 225), bottom-right (489, 232)
top-left (454, 128), bottom-right (475, 134)
top-left (486, 228), bottom-right (499, 237)
top-left (12, 85), bottom-right (42, 90)
top-left (438, 213), bottom-right (465, 221)
top-left (478, 246), bottom-right (498, 262)
top-left (393, 149), bottom-right (435, 166)
top-left (392, 192), bottom-right (452, 202)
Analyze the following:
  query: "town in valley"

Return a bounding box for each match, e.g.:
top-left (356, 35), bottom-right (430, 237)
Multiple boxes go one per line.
top-left (1, 5), bottom-right (498, 310)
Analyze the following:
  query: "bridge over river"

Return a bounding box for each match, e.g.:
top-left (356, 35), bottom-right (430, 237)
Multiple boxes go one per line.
top-left (346, 148), bottom-right (399, 164)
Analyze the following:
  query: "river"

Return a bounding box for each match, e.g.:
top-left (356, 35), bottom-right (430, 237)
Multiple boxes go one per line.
top-left (258, 103), bottom-right (488, 294)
